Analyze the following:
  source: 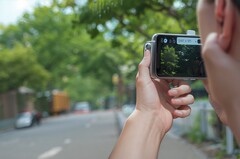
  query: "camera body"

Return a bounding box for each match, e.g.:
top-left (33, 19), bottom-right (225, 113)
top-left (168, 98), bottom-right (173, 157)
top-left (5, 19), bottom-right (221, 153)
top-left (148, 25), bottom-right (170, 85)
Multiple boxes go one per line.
top-left (144, 31), bottom-right (206, 80)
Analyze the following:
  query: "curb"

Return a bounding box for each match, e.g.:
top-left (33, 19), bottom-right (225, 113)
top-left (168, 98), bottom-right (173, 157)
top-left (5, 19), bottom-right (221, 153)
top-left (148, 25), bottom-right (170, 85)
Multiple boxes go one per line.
top-left (115, 111), bottom-right (126, 134)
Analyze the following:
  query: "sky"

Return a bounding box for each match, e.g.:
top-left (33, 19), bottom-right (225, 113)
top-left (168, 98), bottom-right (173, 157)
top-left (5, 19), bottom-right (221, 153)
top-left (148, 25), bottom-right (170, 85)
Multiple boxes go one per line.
top-left (0, 0), bottom-right (86, 25)
top-left (0, 0), bottom-right (52, 25)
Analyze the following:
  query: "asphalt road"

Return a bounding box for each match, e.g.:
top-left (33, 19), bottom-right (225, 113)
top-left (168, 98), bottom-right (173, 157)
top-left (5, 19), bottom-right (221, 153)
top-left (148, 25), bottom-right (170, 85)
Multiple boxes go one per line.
top-left (0, 111), bottom-right (118, 159)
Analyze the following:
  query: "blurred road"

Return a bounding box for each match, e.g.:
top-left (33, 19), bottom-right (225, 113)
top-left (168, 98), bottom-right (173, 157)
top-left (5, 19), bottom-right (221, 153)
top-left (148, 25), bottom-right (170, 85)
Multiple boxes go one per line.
top-left (0, 111), bottom-right (117, 159)
top-left (0, 106), bottom-right (210, 159)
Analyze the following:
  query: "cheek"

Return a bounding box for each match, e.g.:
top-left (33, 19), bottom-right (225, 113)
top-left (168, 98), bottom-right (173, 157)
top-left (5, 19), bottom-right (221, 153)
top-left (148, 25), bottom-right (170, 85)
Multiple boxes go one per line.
top-left (197, 1), bottom-right (217, 44)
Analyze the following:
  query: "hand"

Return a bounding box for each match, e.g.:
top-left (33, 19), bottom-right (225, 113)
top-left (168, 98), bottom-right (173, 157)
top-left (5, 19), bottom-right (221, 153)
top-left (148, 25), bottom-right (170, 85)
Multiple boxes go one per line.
top-left (109, 50), bottom-right (194, 159)
top-left (201, 33), bottom-right (240, 126)
top-left (202, 80), bottom-right (228, 125)
top-left (135, 50), bottom-right (194, 133)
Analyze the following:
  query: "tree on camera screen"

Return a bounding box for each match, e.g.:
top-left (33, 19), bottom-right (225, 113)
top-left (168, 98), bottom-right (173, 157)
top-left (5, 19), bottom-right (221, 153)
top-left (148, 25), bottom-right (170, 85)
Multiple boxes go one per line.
top-left (157, 36), bottom-right (206, 77)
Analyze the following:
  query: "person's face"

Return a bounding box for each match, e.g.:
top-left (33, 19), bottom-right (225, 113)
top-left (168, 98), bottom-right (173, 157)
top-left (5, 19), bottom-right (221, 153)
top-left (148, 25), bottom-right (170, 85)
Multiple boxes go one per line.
top-left (197, 0), bottom-right (218, 44)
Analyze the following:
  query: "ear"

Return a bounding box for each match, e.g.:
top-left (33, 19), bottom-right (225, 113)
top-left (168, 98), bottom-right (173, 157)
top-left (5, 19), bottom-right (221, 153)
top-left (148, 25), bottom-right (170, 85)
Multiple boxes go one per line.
top-left (215, 0), bottom-right (236, 51)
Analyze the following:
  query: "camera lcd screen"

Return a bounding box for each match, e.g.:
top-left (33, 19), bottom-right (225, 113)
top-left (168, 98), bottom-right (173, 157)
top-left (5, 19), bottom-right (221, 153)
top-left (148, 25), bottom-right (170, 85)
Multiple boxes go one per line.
top-left (156, 34), bottom-right (206, 78)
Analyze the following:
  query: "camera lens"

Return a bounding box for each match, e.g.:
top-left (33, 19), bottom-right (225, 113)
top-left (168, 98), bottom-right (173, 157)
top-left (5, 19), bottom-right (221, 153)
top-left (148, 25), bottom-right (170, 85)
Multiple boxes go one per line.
top-left (164, 38), bottom-right (168, 44)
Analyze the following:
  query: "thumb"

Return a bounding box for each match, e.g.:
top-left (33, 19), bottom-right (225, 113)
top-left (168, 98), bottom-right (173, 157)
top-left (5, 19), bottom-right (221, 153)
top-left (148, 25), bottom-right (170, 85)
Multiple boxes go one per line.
top-left (137, 50), bottom-right (151, 81)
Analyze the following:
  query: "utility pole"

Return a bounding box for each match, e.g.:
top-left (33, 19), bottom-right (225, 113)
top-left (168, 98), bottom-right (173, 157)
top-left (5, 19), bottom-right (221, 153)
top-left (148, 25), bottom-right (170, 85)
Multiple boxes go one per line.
top-left (226, 127), bottom-right (234, 155)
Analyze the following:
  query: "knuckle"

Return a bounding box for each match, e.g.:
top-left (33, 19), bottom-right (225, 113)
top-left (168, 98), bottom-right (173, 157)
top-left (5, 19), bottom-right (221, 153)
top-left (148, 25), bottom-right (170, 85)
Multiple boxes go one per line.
top-left (138, 62), bottom-right (145, 71)
top-left (136, 73), bottom-right (139, 80)
top-left (136, 76), bottom-right (145, 87)
top-left (202, 41), bottom-right (216, 61)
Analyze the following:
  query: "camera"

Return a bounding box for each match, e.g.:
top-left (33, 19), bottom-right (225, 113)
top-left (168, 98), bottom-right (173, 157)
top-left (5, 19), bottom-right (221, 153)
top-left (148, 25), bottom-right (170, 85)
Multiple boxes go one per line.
top-left (144, 31), bottom-right (206, 80)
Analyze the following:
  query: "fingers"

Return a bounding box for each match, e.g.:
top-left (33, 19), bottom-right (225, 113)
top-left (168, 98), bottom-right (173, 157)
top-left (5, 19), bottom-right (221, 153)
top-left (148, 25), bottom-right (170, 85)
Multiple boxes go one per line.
top-left (136, 50), bottom-right (151, 84)
top-left (171, 94), bottom-right (194, 108)
top-left (167, 80), bottom-right (194, 108)
top-left (166, 80), bottom-right (193, 118)
top-left (202, 32), bottom-right (231, 69)
top-left (168, 81), bottom-right (192, 97)
top-left (173, 105), bottom-right (191, 118)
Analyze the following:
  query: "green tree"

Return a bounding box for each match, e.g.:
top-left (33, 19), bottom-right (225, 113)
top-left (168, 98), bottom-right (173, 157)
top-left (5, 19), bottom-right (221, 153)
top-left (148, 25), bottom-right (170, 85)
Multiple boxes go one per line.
top-left (0, 44), bottom-right (49, 93)
top-left (0, 1), bottom-right (125, 104)
top-left (161, 45), bottom-right (179, 76)
top-left (73, 0), bottom-right (198, 80)
top-left (0, 0), bottom-right (201, 105)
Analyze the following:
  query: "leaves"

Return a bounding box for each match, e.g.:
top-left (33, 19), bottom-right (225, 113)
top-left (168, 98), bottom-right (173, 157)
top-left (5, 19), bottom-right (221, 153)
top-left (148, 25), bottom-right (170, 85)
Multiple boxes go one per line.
top-left (0, 44), bottom-right (49, 93)
top-left (0, 0), bottom-right (201, 104)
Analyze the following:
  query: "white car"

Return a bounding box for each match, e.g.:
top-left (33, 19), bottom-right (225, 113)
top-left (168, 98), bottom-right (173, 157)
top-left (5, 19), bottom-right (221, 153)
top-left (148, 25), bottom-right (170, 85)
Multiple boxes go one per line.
top-left (14, 112), bottom-right (41, 129)
top-left (73, 102), bottom-right (91, 114)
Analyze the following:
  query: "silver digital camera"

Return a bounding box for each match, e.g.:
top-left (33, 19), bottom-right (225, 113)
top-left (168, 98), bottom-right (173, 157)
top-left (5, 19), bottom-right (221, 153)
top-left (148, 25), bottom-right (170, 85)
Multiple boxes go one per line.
top-left (144, 30), bottom-right (206, 80)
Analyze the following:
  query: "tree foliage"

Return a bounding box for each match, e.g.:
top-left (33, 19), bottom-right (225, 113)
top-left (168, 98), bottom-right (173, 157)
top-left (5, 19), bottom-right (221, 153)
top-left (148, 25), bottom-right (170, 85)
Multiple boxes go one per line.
top-left (0, 44), bottom-right (49, 92)
top-left (0, 0), bottom-right (201, 105)
top-left (161, 45), bottom-right (179, 75)
top-left (77, 0), bottom-right (198, 40)
top-left (0, 1), bottom-right (125, 104)
top-left (75, 0), bottom-right (198, 79)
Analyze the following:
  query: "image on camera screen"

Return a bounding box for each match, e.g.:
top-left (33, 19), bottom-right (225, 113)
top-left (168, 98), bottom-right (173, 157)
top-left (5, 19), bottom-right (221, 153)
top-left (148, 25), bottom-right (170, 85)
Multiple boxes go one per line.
top-left (156, 35), bottom-right (206, 78)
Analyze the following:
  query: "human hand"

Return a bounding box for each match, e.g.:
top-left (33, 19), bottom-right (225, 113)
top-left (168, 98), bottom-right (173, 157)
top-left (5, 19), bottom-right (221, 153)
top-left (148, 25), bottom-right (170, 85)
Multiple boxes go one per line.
top-left (202, 33), bottom-right (240, 126)
top-left (135, 50), bottom-right (194, 133)
top-left (108, 50), bottom-right (194, 159)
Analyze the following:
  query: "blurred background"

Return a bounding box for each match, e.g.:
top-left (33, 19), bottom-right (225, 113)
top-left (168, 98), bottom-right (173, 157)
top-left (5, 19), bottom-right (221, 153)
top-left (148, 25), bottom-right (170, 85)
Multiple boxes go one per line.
top-left (0, 0), bottom-right (239, 159)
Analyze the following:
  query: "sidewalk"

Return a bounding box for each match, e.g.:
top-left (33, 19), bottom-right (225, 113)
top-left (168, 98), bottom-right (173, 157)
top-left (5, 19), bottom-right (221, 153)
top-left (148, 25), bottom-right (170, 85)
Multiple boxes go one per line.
top-left (159, 132), bottom-right (207, 159)
top-left (116, 111), bottom-right (208, 159)
top-left (0, 118), bottom-right (14, 132)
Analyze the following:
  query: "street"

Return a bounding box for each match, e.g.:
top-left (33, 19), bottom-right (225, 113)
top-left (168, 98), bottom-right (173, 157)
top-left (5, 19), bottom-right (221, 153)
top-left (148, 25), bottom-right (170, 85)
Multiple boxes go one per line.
top-left (0, 111), bottom-right (118, 159)
top-left (0, 104), bottom-right (211, 159)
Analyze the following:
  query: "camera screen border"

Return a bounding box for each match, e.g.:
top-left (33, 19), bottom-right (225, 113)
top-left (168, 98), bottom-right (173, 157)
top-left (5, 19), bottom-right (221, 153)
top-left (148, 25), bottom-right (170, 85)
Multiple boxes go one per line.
top-left (155, 34), bottom-right (206, 79)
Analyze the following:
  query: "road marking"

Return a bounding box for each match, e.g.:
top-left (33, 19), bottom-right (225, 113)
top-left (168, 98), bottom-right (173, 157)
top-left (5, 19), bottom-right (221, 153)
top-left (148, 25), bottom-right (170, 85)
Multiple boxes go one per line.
top-left (38, 147), bottom-right (62, 159)
top-left (64, 138), bottom-right (72, 144)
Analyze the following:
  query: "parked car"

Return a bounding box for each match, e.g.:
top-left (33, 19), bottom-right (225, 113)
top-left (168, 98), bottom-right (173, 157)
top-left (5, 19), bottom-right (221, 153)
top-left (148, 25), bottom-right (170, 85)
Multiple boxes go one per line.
top-left (73, 102), bottom-right (91, 114)
top-left (14, 111), bottom-right (41, 129)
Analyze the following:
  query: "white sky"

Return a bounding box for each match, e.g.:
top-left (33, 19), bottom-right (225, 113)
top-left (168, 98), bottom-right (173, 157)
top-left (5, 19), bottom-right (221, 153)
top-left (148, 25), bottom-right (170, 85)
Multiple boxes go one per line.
top-left (0, 0), bottom-right (52, 25)
top-left (0, 0), bottom-right (86, 25)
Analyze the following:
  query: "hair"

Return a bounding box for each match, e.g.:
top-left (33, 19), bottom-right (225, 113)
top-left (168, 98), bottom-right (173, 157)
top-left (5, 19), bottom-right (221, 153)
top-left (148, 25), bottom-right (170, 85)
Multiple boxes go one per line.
top-left (232, 0), bottom-right (240, 11)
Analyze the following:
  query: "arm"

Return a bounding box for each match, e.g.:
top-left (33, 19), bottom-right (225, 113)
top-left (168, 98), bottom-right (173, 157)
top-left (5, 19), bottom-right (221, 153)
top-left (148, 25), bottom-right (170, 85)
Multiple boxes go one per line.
top-left (109, 110), bottom-right (164, 159)
top-left (109, 50), bottom-right (194, 159)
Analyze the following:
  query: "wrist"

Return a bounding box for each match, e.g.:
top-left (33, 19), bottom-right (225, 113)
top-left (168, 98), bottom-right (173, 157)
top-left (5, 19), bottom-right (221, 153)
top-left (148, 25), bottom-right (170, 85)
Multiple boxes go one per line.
top-left (120, 110), bottom-right (166, 159)
top-left (109, 108), bottom-right (169, 159)
top-left (128, 109), bottom-right (167, 140)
